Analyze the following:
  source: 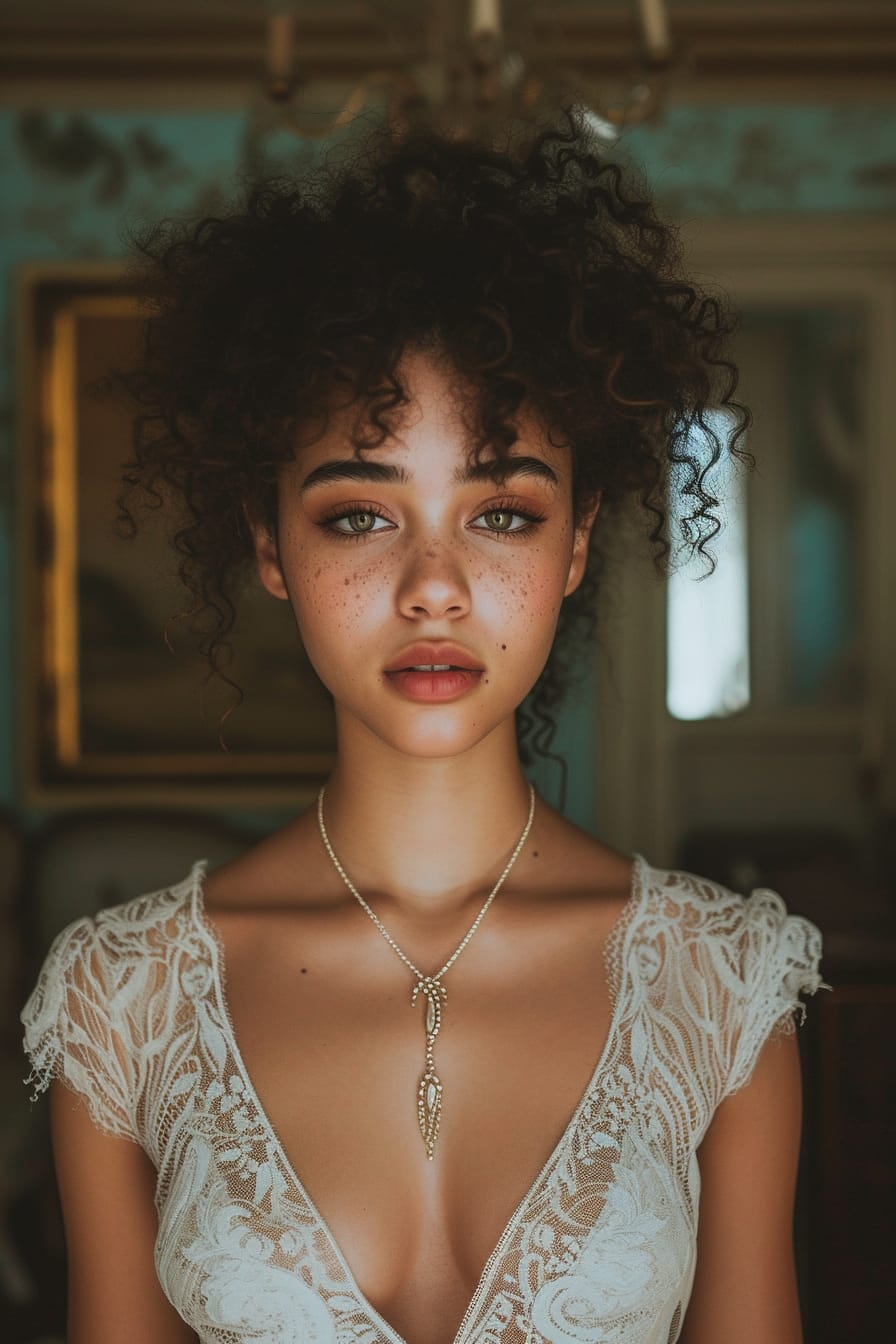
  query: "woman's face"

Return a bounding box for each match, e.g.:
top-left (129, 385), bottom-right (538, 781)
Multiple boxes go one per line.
top-left (252, 349), bottom-right (598, 760)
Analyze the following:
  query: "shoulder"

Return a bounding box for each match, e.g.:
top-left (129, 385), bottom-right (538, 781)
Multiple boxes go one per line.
top-left (89, 861), bottom-right (205, 951)
top-left (631, 858), bottom-right (827, 1102)
top-left (21, 861), bottom-right (212, 1143)
top-left (33, 862), bottom-right (207, 1002)
top-left (198, 808), bottom-right (332, 913)
top-left (21, 863), bottom-right (207, 1085)
top-left (633, 858), bottom-right (825, 992)
top-left (522, 802), bottom-right (638, 906)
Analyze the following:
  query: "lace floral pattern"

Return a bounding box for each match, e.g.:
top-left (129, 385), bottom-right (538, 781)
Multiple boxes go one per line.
top-left (21, 858), bottom-right (826, 1344)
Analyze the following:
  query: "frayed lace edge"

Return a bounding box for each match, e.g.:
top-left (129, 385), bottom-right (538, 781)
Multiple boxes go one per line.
top-left (774, 974), bottom-right (833, 1035)
top-left (22, 1059), bottom-right (141, 1145)
top-left (22, 1051), bottom-right (57, 1105)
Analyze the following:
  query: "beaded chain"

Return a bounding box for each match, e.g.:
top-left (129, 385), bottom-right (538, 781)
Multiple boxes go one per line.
top-left (316, 782), bottom-right (536, 1159)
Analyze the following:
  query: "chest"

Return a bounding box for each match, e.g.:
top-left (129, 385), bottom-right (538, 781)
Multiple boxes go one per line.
top-left (148, 873), bottom-right (715, 1344)
top-left (199, 895), bottom-right (627, 1344)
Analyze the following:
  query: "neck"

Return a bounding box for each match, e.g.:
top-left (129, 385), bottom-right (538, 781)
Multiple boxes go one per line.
top-left (317, 720), bottom-right (536, 922)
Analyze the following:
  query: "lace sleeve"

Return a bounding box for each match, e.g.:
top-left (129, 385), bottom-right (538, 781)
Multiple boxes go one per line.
top-left (722, 888), bottom-right (828, 1100)
top-left (20, 915), bottom-right (140, 1141)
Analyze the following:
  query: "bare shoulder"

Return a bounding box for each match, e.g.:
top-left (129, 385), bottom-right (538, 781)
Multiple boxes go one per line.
top-left (518, 798), bottom-right (637, 923)
top-left (195, 805), bottom-right (348, 973)
top-left (199, 804), bottom-right (333, 914)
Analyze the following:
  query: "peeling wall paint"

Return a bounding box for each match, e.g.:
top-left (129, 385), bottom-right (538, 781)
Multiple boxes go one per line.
top-left (2, 104), bottom-right (895, 827)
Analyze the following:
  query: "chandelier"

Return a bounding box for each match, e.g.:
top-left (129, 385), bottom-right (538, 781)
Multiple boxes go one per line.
top-left (249, 0), bottom-right (677, 156)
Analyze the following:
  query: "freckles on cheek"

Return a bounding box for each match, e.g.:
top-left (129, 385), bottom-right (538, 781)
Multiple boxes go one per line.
top-left (306, 552), bottom-right (385, 625)
top-left (495, 558), bottom-right (563, 616)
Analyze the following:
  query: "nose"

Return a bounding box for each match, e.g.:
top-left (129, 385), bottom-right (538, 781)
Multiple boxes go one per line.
top-left (396, 540), bottom-right (471, 621)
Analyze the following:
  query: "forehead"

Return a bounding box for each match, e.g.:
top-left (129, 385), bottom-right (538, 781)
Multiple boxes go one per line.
top-left (297, 347), bottom-right (569, 479)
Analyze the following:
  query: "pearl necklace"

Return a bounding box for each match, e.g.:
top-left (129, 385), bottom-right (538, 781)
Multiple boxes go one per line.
top-left (316, 782), bottom-right (536, 1160)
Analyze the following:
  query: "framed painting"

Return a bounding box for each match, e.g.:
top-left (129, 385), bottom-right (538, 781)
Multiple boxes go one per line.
top-left (18, 265), bottom-right (336, 806)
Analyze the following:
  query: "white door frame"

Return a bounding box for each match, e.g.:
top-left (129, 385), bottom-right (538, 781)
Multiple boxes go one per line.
top-left (593, 217), bottom-right (896, 866)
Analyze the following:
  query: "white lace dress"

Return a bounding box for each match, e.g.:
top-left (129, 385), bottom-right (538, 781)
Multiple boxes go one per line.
top-left (21, 855), bottom-right (825, 1344)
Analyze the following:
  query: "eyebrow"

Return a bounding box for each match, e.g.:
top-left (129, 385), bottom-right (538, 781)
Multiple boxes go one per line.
top-left (299, 454), bottom-right (559, 493)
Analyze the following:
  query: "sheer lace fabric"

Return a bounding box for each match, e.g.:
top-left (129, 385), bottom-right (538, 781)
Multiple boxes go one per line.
top-left (21, 856), bottom-right (825, 1344)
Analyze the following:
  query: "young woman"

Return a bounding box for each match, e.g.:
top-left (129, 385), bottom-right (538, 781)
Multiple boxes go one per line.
top-left (22, 110), bottom-right (825, 1344)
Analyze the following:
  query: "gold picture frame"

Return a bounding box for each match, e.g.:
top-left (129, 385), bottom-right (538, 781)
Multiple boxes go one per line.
top-left (18, 265), bottom-right (336, 807)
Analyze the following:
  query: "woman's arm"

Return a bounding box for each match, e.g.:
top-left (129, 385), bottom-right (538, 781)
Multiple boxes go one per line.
top-left (680, 1028), bottom-right (805, 1344)
top-left (49, 1077), bottom-right (199, 1344)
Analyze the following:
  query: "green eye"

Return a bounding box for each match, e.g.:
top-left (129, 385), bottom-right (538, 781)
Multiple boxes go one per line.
top-left (347, 512), bottom-right (376, 532)
top-left (485, 510), bottom-right (514, 531)
top-left (472, 505), bottom-right (544, 537)
top-left (321, 505), bottom-right (391, 539)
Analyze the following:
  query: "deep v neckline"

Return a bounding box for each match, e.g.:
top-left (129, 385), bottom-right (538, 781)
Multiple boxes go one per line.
top-left (187, 853), bottom-right (646, 1344)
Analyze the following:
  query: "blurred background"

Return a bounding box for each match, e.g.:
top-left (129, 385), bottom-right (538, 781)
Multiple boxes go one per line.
top-left (1, 2), bottom-right (894, 1339)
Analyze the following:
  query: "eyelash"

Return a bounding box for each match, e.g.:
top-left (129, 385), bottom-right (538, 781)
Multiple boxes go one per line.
top-left (318, 498), bottom-right (547, 542)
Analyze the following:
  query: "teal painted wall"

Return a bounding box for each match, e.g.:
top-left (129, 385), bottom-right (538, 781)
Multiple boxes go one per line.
top-left (2, 105), bottom-right (895, 832)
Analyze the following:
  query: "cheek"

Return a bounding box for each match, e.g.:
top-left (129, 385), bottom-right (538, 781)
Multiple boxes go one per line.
top-left (500, 527), bottom-right (573, 607)
top-left (290, 542), bottom-right (392, 648)
top-left (484, 545), bottom-right (572, 650)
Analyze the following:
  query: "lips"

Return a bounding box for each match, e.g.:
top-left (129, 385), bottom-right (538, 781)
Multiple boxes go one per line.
top-left (384, 642), bottom-right (484, 673)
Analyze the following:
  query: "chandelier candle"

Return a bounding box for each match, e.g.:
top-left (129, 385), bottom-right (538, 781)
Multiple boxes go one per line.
top-left (317, 782), bottom-right (536, 1159)
top-left (471, 0), bottom-right (502, 41)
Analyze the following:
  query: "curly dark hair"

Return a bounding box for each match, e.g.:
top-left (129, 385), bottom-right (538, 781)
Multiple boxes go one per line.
top-left (117, 106), bottom-right (749, 792)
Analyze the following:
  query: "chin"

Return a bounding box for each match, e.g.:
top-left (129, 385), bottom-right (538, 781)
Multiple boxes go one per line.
top-left (384, 723), bottom-right (501, 760)
top-left (342, 703), bottom-right (516, 760)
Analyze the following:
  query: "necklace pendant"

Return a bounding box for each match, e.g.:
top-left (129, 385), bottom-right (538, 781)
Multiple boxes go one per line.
top-left (412, 981), bottom-right (448, 1159)
top-left (418, 1062), bottom-right (443, 1160)
top-left (317, 783), bottom-right (536, 1168)
top-left (411, 977), bottom-right (446, 1040)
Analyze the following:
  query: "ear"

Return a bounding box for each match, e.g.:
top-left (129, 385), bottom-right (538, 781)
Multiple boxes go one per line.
top-left (563, 492), bottom-right (601, 598)
top-left (246, 506), bottom-right (290, 601)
